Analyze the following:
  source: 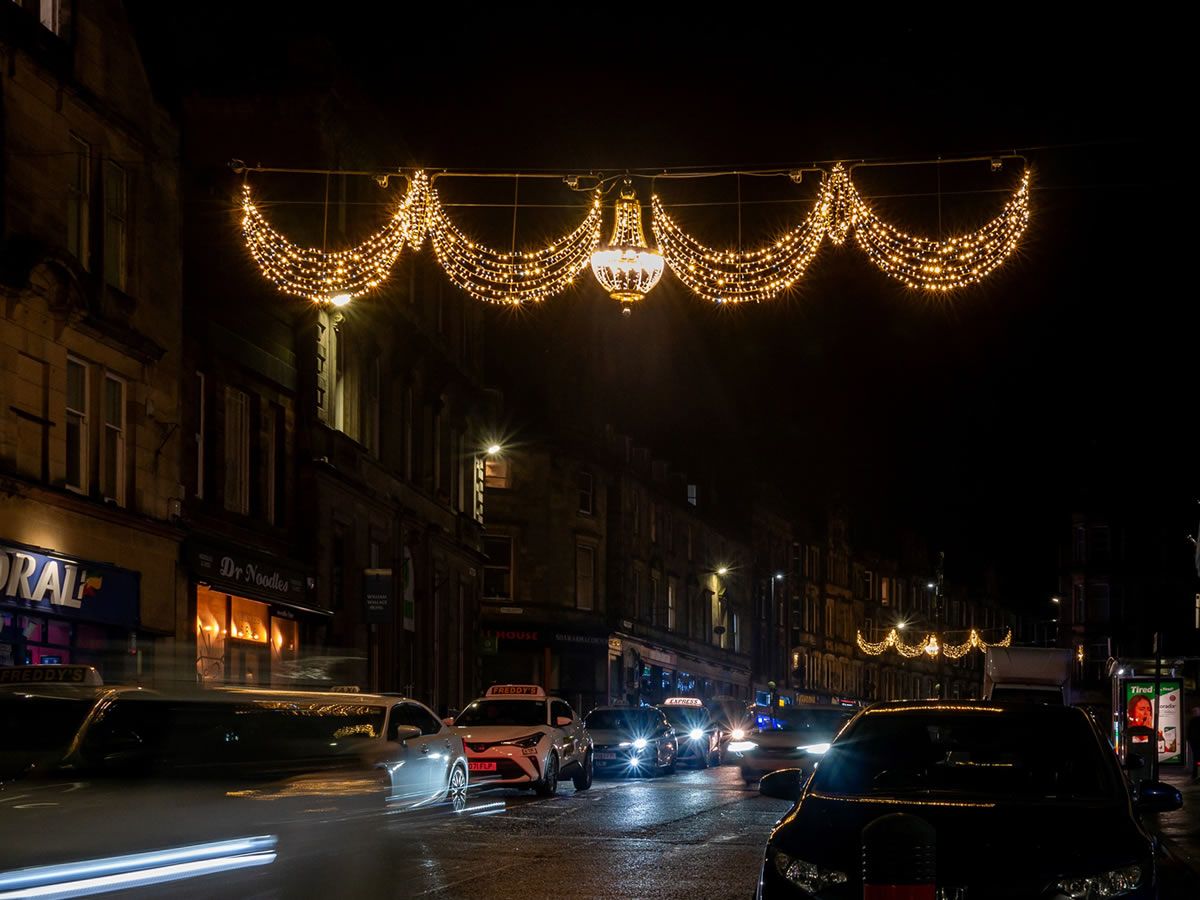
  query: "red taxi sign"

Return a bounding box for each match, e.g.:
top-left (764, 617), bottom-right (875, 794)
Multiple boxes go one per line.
top-left (662, 697), bottom-right (703, 707)
top-left (0, 665), bottom-right (103, 686)
top-left (485, 684), bottom-right (545, 698)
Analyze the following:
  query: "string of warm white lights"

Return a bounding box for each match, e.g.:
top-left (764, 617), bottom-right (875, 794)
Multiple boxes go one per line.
top-left (855, 627), bottom-right (1012, 659)
top-left (651, 176), bottom-right (833, 304)
top-left (847, 168), bottom-right (1031, 291)
top-left (241, 174), bottom-right (427, 304)
top-left (425, 181), bottom-right (603, 306)
top-left (237, 163), bottom-right (1033, 308)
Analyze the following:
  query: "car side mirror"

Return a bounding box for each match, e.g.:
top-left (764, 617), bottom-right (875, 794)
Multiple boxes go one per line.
top-left (555, 716), bottom-right (572, 727)
top-left (1133, 780), bottom-right (1183, 813)
top-left (1122, 752), bottom-right (1145, 770)
top-left (759, 767), bottom-right (806, 802)
top-left (442, 717), bottom-right (456, 727)
top-left (392, 725), bottom-right (422, 743)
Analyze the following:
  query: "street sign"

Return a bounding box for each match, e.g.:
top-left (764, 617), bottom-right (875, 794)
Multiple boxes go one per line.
top-left (364, 568), bottom-right (393, 624)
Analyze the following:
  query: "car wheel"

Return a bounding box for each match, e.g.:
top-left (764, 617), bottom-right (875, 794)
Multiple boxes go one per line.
top-left (446, 762), bottom-right (468, 799)
top-left (535, 752), bottom-right (559, 796)
top-left (572, 750), bottom-right (593, 791)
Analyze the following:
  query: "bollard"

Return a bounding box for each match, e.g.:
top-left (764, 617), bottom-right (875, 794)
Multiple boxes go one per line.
top-left (861, 812), bottom-right (936, 900)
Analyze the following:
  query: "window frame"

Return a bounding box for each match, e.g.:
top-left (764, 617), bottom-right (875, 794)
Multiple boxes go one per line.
top-left (223, 386), bottom-right (251, 515)
top-left (102, 160), bottom-right (128, 291)
top-left (575, 543), bottom-right (595, 611)
top-left (65, 356), bottom-right (89, 493)
top-left (67, 134), bottom-right (90, 268)
top-left (577, 470), bottom-right (594, 516)
top-left (100, 372), bottom-right (127, 505)
top-left (483, 533), bottom-right (514, 602)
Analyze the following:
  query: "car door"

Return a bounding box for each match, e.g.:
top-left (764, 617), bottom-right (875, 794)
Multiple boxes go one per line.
top-left (383, 704), bottom-right (420, 800)
top-left (551, 699), bottom-right (584, 768)
top-left (397, 702), bottom-right (450, 797)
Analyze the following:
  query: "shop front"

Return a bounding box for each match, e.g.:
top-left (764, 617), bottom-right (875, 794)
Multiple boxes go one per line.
top-left (479, 622), bottom-right (609, 715)
top-left (1, 538), bottom-right (144, 681)
top-left (187, 542), bottom-right (327, 686)
top-left (611, 634), bottom-right (751, 708)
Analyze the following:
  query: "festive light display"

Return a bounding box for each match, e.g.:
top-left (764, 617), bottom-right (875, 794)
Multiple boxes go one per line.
top-left (847, 169), bottom-right (1031, 291)
top-left (238, 161), bottom-right (1032, 307)
top-left (855, 627), bottom-right (1012, 659)
top-left (590, 186), bottom-right (665, 305)
top-left (651, 176), bottom-right (832, 304)
top-left (427, 182), bottom-right (602, 305)
top-left (240, 173), bottom-right (428, 305)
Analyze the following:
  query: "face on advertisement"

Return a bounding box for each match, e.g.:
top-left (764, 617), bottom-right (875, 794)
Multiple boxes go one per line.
top-left (1128, 695), bottom-right (1154, 729)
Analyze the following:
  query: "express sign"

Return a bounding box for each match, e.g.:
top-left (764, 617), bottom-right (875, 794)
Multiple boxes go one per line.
top-left (0, 542), bottom-right (139, 626)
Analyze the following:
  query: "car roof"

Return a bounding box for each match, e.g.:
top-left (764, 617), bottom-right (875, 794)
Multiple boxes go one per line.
top-left (862, 699), bottom-right (1084, 716)
top-left (0, 684), bottom-right (147, 701)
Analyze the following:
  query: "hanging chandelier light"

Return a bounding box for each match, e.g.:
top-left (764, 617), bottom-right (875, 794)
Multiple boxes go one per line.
top-left (590, 184), bottom-right (664, 307)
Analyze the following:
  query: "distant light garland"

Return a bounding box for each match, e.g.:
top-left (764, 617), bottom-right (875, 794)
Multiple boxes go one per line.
top-left (847, 168), bottom-right (1031, 291)
top-left (427, 183), bottom-right (602, 305)
top-left (650, 176), bottom-right (832, 305)
top-left (855, 628), bottom-right (1012, 659)
top-left (240, 173), bottom-right (427, 305)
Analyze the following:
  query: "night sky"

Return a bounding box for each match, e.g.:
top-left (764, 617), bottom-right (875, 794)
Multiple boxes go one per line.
top-left (134, 10), bottom-right (1190, 610)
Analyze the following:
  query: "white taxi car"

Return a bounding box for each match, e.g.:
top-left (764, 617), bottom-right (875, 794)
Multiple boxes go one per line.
top-left (452, 685), bottom-right (592, 795)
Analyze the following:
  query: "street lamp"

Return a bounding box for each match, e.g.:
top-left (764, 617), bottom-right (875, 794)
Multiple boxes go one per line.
top-left (716, 566), bottom-right (729, 576)
top-left (485, 442), bottom-right (503, 456)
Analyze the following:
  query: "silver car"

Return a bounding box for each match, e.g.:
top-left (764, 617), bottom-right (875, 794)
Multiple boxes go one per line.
top-left (729, 705), bottom-right (854, 785)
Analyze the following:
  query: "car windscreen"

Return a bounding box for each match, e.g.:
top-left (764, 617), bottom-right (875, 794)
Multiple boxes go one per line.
top-left (809, 707), bottom-right (1117, 801)
top-left (660, 707), bottom-right (709, 730)
top-left (455, 699), bottom-right (547, 727)
top-left (0, 694), bottom-right (94, 753)
top-left (584, 709), bottom-right (660, 732)
top-left (759, 708), bottom-right (851, 734)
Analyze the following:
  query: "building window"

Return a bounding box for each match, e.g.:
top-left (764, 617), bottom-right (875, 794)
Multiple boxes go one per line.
top-left (1087, 582), bottom-right (1110, 622)
top-left (67, 135), bottom-right (90, 268)
top-left (578, 470), bottom-right (594, 515)
top-left (484, 457), bottom-right (511, 489)
top-left (223, 387), bottom-right (250, 515)
top-left (103, 162), bottom-right (127, 291)
top-left (650, 572), bottom-right (661, 626)
top-left (575, 544), bottom-right (595, 611)
top-left (632, 490), bottom-right (640, 535)
top-left (100, 374), bottom-right (126, 505)
top-left (39, 0), bottom-right (60, 33)
top-left (686, 525), bottom-right (693, 561)
top-left (1090, 526), bottom-right (1110, 562)
top-left (806, 545), bottom-right (820, 579)
top-left (861, 570), bottom-right (874, 602)
top-left (1071, 582), bottom-right (1085, 625)
top-left (65, 357), bottom-right (88, 492)
top-left (265, 402), bottom-right (283, 524)
top-left (649, 502), bottom-right (657, 542)
top-left (483, 535), bottom-right (513, 601)
top-left (667, 577), bottom-right (677, 631)
top-left (632, 567), bottom-right (642, 620)
top-left (880, 577), bottom-right (890, 607)
top-left (195, 372), bottom-right (206, 499)
top-left (1195, 594), bottom-right (1200, 630)
top-left (732, 612), bottom-right (740, 653)
top-left (1072, 525), bottom-right (1086, 564)
top-left (687, 484), bottom-right (697, 507)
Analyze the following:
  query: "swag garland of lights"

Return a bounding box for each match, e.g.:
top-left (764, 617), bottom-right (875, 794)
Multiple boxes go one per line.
top-left (239, 162), bottom-right (1031, 309)
top-left (855, 627), bottom-right (1013, 660)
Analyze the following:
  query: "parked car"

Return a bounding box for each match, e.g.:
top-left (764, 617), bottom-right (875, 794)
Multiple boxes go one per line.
top-left (757, 699), bottom-right (1182, 898)
top-left (656, 698), bottom-right (721, 768)
top-left (452, 684), bottom-right (592, 794)
top-left (584, 705), bottom-right (677, 776)
top-left (730, 705), bottom-right (854, 785)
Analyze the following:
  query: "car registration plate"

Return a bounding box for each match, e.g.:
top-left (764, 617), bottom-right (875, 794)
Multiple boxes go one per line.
top-left (469, 761), bottom-right (497, 772)
top-left (595, 752), bottom-right (617, 760)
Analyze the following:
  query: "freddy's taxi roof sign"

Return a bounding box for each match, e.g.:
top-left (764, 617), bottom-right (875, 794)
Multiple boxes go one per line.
top-left (662, 697), bottom-right (703, 707)
top-left (485, 684), bottom-right (546, 698)
top-left (0, 665), bottom-right (103, 686)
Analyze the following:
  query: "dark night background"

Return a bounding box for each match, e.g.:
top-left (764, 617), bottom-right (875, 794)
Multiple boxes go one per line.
top-left (132, 8), bottom-right (1192, 614)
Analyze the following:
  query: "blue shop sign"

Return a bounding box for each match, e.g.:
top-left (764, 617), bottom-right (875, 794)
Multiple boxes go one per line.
top-left (0, 540), bottom-right (139, 628)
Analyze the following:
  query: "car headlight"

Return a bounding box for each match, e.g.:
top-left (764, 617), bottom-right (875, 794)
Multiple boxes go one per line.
top-left (796, 743), bottom-right (830, 755)
top-left (730, 727), bottom-right (746, 741)
top-left (633, 737), bottom-right (648, 750)
top-left (727, 740), bottom-right (757, 753)
top-left (1055, 864), bottom-right (1142, 898)
top-left (689, 729), bottom-right (704, 740)
top-left (500, 733), bottom-right (544, 749)
top-left (772, 849), bottom-right (847, 893)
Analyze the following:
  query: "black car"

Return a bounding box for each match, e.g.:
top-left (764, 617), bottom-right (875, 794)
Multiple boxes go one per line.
top-left (657, 700), bottom-right (722, 768)
top-left (758, 700), bottom-right (1181, 899)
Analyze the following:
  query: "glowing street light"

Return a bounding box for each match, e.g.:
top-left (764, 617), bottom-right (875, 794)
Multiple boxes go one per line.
top-left (716, 566), bottom-right (729, 576)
